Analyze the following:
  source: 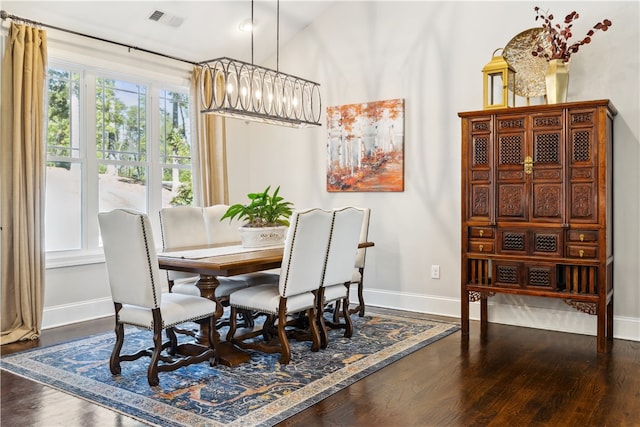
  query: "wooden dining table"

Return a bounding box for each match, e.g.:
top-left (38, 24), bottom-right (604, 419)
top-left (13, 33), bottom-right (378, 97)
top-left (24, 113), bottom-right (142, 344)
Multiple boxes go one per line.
top-left (157, 241), bottom-right (374, 367)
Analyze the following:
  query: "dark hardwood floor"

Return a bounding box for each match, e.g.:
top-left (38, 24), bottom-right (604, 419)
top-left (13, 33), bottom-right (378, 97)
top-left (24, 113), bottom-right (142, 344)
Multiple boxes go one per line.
top-left (2, 308), bottom-right (639, 427)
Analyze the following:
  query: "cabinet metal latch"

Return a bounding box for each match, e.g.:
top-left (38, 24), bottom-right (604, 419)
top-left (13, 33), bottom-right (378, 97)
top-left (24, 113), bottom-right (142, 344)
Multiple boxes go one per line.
top-left (524, 156), bottom-right (533, 175)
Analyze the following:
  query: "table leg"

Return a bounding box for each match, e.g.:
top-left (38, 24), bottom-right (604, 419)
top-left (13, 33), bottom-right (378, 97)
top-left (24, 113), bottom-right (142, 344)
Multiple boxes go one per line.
top-left (196, 274), bottom-right (251, 367)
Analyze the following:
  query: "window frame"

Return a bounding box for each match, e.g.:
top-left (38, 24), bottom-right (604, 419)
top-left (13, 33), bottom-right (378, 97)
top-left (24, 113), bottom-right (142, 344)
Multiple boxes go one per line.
top-left (45, 58), bottom-right (193, 269)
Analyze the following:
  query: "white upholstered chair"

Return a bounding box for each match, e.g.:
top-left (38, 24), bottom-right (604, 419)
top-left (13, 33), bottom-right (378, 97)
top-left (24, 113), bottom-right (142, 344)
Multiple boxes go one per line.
top-left (225, 208), bottom-right (333, 364)
top-left (318, 207), bottom-right (364, 348)
top-left (158, 206), bottom-right (249, 298)
top-left (158, 206), bottom-right (206, 296)
top-left (98, 209), bottom-right (217, 386)
top-left (333, 207), bottom-right (371, 320)
top-left (349, 207), bottom-right (371, 317)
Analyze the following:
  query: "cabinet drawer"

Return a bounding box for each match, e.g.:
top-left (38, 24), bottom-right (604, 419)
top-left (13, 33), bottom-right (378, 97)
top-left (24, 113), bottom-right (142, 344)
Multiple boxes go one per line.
top-left (492, 261), bottom-right (522, 288)
top-left (567, 230), bottom-right (598, 243)
top-left (498, 229), bottom-right (527, 253)
top-left (525, 264), bottom-right (557, 290)
top-left (469, 227), bottom-right (494, 239)
top-left (532, 230), bottom-right (563, 257)
top-left (566, 245), bottom-right (598, 259)
top-left (469, 241), bottom-right (495, 254)
top-left (492, 261), bottom-right (558, 290)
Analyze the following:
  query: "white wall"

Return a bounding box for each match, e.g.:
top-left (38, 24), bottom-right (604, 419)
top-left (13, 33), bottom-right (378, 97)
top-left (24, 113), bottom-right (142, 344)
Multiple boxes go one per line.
top-left (225, 1), bottom-right (640, 341)
top-left (33, 1), bottom-right (639, 341)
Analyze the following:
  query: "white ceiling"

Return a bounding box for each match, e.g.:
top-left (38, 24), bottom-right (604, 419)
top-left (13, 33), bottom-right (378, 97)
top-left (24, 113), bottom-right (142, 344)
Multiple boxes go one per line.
top-left (1, 1), bottom-right (335, 65)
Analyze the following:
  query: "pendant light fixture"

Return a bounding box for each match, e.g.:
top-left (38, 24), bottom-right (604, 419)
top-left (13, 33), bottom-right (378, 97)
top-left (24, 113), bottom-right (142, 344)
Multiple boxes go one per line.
top-left (198, 0), bottom-right (322, 127)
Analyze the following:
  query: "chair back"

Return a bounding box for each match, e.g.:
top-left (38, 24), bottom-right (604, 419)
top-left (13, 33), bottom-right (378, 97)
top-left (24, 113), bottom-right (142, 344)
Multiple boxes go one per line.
top-left (159, 206), bottom-right (207, 249)
top-left (323, 207), bottom-right (365, 287)
top-left (279, 208), bottom-right (333, 298)
top-left (159, 206), bottom-right (208, 282)
top-left (98, 209), bottom-right (162, 308)
top-left (203, 204), bottom-right (243, 244)
top-left (354, 207), bottom-right (371, 269)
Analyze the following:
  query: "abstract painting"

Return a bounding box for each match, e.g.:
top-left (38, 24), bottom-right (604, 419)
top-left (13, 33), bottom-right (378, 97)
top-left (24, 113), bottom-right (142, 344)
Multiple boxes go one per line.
top-left (326, 98), bottom-right (404, 192)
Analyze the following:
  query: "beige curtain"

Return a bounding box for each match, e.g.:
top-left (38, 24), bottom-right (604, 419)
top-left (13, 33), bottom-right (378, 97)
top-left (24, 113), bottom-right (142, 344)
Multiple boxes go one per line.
top-left (190, 66), bottom-right (229, 206)
top-left (1, 23), bottom-right (48, 345)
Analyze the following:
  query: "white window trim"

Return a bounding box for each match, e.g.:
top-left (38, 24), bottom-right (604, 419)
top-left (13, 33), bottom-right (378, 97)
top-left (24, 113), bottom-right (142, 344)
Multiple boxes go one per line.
top-left (44, 52), bottom-right (193, 269)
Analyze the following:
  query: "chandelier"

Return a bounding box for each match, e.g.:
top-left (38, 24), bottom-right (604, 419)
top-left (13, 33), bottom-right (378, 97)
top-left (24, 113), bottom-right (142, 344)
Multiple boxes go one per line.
top-left (198, 1), bottom-right (322, 127)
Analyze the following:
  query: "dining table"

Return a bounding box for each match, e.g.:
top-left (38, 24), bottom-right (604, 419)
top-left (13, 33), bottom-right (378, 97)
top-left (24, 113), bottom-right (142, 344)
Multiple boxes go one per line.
top-left (157, 241), bottom-right (374, 367)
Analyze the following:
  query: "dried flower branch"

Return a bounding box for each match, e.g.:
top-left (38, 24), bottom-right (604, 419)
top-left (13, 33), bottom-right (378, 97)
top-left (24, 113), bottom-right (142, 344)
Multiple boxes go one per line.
top-left (531, 6), bottom-right (612, 63)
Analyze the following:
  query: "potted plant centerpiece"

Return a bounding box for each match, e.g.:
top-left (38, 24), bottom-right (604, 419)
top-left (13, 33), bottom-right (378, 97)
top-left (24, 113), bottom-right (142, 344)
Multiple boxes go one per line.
top-left (221, 186), bottom-right (294, 248)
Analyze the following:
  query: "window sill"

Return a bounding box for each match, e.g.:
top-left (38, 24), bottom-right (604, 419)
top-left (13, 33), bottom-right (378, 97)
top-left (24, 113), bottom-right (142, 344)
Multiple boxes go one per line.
top-left (45, 250), bottom-right (105, 269)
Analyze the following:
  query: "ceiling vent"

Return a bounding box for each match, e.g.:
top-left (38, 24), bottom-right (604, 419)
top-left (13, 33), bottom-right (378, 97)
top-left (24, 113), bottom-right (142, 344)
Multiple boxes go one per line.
top-left (148, 10), bottom-right (184, 28)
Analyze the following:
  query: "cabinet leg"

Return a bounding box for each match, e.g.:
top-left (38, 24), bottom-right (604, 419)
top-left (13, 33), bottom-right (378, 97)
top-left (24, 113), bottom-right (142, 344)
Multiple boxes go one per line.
top-left (607, 294), bottom-right (614, 340)
top-left (461, 289), bottom-right (470, 335)
top-left (597, 299), bottom-right (607, 353)
top-left (480, 297), bottom-right (488, 324)
top-left (480, 296), bottom-right (488, 334)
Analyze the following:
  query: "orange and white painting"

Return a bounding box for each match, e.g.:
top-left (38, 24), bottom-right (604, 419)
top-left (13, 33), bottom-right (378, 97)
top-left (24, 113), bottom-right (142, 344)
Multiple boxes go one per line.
top-left (326, 98), bottom-right (404, 192)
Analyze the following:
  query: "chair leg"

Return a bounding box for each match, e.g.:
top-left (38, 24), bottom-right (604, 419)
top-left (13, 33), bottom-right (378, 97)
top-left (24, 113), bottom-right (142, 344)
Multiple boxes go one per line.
top-left (240, 309), bottom-right (255, 328)
top-left (226, 306), bottom-right (238, 342)
top-left (316, 289), bottom-right (329, 349)
top-left (110, 321), bottom-right (124, 375)
top-left (147, 309), bottom-right (163, 386)
top-left (308, 306), bottom-right (321, 352)
top-left (263, 315), bottom-right (276, 341)
top-left (277, 300), bottom-right (291, 364)
top-left (356, 274), bottom-right (365, 317)
top-left (341, 296), bottom-right (354, 338)
top-left (166, 327), bottom-right (178, 355)
top-left (109, 303), bottom-right (124, 375)
top-left (348, 271), bottom-right (366, 317)
top-left (208, 315), bottom-right (217, 366)
top-left (332, 301), bottom-right (341, 323)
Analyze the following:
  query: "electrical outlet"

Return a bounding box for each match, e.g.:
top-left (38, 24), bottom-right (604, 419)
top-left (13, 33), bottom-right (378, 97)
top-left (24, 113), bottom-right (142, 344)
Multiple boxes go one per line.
top-left (431, 265), bottom-right (440, 279)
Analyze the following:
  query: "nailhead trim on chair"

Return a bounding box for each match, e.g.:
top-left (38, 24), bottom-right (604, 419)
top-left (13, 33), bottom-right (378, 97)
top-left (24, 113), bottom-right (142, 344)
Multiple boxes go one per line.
top-left (158, 211), bottom-right (173, 286)
top-left (121, 313), bottom-right (215, 330)
top-left (158, 211), bottom-right (167, 249)
top-left (280, 213), bottom-right (300, 297)
top-left (139, 214), bottom-right (159, 309)
top-left (231, 304), bottom-right (278, 315)
top-left (320, 212), bottom-right (335, 286)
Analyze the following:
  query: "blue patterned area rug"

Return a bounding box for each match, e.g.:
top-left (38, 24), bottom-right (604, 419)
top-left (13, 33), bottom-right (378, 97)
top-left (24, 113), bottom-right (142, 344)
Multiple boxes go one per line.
top-left (1, 313), bottom-right (458, 426)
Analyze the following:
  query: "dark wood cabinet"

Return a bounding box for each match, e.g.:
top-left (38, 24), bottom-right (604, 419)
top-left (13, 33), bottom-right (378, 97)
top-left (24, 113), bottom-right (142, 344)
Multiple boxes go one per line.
top-left (459, 100), bottom-right (616, 352)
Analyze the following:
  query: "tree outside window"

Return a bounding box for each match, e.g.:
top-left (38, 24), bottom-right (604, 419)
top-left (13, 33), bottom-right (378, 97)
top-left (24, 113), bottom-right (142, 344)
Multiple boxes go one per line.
top-left (44, 64), bottom-right (193, 254)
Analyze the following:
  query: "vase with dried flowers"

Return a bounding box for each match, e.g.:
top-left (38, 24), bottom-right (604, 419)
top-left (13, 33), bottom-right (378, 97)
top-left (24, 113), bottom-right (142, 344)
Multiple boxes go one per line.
top-left (531, 6), bottom-right (612, 103)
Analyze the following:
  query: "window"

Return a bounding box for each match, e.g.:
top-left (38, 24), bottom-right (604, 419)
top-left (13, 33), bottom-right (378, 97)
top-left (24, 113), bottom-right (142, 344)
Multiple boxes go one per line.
top-left (45, 62), bottom-right (193, 258)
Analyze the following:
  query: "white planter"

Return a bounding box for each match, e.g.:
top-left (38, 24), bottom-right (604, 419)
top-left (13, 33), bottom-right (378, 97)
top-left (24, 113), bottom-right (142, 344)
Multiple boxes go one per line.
top-left (239, 225), bottom-right (287, 248)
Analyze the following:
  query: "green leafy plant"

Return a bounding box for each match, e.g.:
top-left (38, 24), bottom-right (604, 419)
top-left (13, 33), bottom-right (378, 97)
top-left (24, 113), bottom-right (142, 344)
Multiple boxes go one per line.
top-left (221, 186), bottom-right (293, 227)
top-left (170, 182), bottom-right (193, 206)
top-left (531, 6), bottom-right (612, 63)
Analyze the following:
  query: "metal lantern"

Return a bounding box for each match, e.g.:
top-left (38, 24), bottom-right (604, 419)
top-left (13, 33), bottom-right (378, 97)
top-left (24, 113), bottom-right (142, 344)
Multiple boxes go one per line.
top-left (482, 48), bottom-right (516, 109)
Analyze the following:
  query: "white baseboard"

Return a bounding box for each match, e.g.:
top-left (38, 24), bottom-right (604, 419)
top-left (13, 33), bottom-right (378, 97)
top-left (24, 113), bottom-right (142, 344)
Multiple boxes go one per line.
top-left (356, 287), bottom-right (640, 342)
top-left (42, 297), bottom-right (113, 329)
top-left (42, 288), bottom-right (640, 342)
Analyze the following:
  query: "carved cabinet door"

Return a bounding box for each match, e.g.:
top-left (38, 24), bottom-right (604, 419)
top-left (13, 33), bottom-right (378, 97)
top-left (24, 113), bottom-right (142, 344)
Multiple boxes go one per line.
top-left (467, 117), bottom-right (493, 222)
top-left (567, 107), bottom-right (599, 224)
top-left (495, 115), bottom-right (528, 222)
top-left (530, 111), bottom-right (564, 223)
top-left (495, 113), bottom-right (565, 224)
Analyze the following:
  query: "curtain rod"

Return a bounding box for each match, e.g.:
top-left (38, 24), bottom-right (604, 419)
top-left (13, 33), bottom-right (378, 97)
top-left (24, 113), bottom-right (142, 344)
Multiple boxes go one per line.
top-left (0, 10), bottom-right (198, 66)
